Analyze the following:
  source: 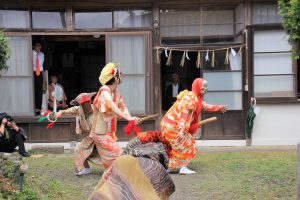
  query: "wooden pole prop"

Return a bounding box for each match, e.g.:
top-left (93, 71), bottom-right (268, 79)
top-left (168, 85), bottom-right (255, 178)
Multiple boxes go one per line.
top-left (140, 114), bottom-right (159, 122)
top-left (198, 117), bottom-right (217, 127)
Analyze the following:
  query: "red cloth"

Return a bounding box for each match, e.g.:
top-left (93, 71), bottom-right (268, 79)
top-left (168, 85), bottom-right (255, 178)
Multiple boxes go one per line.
top-left (189, 78), bottom-right (204, 134)
top-left (124, 120), bottom-right (141, 136)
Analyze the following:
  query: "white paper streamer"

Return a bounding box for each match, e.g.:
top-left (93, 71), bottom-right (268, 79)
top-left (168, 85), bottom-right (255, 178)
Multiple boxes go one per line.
top-left (205, 50), bottom-right (209, 62)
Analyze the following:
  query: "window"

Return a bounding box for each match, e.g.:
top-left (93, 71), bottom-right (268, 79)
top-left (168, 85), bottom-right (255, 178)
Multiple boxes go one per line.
top-left (252, 3), bottom-right (282, 24)
top-left (160, 9), bottom-right (201, 41)
top-left (0, 36), bottom-right (33, 116)
top-left (160, 4), bottom-right (244, 45)
top-left (253, 30), bottom-right (294, 98)
top-left (203, 49), bottom-right (243, 110)
top-left (114, 9), bottom-right (152, 28)
top-left (75, 11), bottom-right (113, 29)
top-left (107, 34), bottom-right (150, 114)
top-left (32, 11), bottom-right (66, 29)
top-left (0, 10), bottom-right (29, 29)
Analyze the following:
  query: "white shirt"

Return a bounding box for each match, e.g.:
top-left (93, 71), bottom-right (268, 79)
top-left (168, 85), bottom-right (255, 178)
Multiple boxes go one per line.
top-left (33, 50), bottom-right (44, 72)
top-left (172, 84), bottom-right (179, 97)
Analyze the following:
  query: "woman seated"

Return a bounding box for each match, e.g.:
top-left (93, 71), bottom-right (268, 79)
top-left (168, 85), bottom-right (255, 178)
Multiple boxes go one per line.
top-left (0, 113), bottom-right (30, 157)
top-left (48, 74), bottom-right (68, 111)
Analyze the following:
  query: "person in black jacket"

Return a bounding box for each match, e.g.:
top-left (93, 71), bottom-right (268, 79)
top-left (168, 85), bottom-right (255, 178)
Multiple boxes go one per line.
top-left (164, 73), bottom-right (185, 110)
top-left (0, 113), bottom-right (30, 157)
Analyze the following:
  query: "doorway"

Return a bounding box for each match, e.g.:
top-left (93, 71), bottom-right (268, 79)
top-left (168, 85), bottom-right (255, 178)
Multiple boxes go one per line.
top-left (32, 35), bottom-right (105, 106)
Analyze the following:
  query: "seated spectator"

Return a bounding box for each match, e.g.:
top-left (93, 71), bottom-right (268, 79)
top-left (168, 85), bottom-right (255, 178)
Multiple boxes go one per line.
top-left (48, 74), bottom-right (68, 111)
top-left (0, 113), bottom-right (30, 157)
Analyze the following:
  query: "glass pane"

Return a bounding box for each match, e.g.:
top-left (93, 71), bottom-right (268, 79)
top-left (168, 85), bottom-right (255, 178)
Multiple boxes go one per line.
top-left (0, 10), bottom-right (29, 28)
top-left (254, 75), bottom-right (294, 97)
top-left (252, 4), bottom-right (282, 24)
top-left (114, 10), bottom-right (152, 28)
top-left (203, 72), bottom-right (242, 91)
top-left (202, 9), bottom-right (234, 37)
top-left (1, 37), bottom-right (31, 76)
top-left (108, 35), bottom-right (145, 74)
top-left (202, 10), bottom-right (234, 24)
top-left (0, 77), bottom-right (33, 115)
top-left (119, 76), bottom-right (145, 113)
top-left (32, 11), bottom-right (66, 29)
top-left (254, 30), bottom-right (291, 52)
top-left (203, 49), bottom-right (242, 70)
top-left (254, 53), bottom-right (293, 75)
top-left (202, 24), bottom-right (234, 36)
top-left (204, 92), bottom-right (242, 110)
top-left (160, 10), bottom-right (200, 38)
top-left (75, 12), bottom-right (112, 29)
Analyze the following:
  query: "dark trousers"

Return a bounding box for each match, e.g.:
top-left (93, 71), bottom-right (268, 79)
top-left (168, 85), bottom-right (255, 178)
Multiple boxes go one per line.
top-left (34, 72), bottom-right (43, 110)
top-left (0, 131), bottom-right (26, 153)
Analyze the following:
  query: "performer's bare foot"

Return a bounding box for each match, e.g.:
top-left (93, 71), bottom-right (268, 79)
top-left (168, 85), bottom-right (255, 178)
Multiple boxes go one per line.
top-left (76, 168), bottom-right (92, 176)
top-left (179, 167), bottom-right (196, 175)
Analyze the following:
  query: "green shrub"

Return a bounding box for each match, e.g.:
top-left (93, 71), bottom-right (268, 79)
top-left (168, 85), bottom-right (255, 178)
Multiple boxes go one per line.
top-left (0, 30), bottom-right (11, 71)
top-left (278, 0), bottom-right (300, 59)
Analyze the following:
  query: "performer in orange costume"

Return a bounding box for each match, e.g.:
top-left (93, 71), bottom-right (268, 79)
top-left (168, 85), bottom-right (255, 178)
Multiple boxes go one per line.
top-left (161, 78), bottom-right (227, 174)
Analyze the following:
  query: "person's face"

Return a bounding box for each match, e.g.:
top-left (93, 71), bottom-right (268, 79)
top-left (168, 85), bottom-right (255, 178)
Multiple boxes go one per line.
top-left (171, 75), bottom-right (179, 84)
top-left (34, 43), bottom-right (42, 52)
top-left (201, 80), bottom-right (208, 96)
top-left (51, 76), bottom-right (58, 84)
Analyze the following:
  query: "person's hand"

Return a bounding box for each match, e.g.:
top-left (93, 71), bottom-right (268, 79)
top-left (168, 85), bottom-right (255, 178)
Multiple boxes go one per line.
top-left (133, 117), bottom-right (142, 125)
top-left (54, 111), bottom-right (63, 119)
top-left (220, 105), bottom-right (227, 113)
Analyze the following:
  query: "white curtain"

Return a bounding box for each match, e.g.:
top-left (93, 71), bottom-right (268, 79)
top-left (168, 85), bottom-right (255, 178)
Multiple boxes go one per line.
top-left (253, 30), bottom-right (293, 97)
top-left (0, 10), bottom-right (29, 28)
top-left (107, 35), bottom-right (147, 113)
top-left (0, 37), bottom-right (33, 116)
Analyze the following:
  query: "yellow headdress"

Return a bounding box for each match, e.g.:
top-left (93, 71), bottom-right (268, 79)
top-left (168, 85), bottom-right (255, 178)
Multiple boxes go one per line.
top-left (99, 62), bottom-right (120, 85)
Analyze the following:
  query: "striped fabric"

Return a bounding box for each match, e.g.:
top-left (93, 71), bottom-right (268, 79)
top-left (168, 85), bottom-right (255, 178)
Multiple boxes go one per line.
top-left (89, 137), bottom-right (175, 200)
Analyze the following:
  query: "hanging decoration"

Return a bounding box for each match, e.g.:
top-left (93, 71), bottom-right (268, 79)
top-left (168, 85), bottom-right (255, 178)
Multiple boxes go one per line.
top-left (154, 44), bottom-right (244, 68)
top-left (196, 51), bottom-right (202, 68)
top-left (180, 51), bottom-right (186, 67)
top-left (211, 50), bottom-right (215, 67)
top-left (164, 48), bottom-right (169, 58)
top-left (238, 46), bottom-right (242, 56)
top-left (224, 48), bottom-right (229, 65)
top-left (156, 48), bottom-right (161, 64)
top-left (186, 50), bottom-right (190, 60)
top-left (231, 48), bottom-right (237, 57)
top-left (205, 50), bottom-right (209, 62)
top-left (166, 50), bottom-right (173, 66)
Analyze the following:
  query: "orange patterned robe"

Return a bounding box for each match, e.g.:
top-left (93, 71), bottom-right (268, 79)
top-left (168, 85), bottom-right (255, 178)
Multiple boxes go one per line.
top-left (161, 90), bottom-right (222, 170)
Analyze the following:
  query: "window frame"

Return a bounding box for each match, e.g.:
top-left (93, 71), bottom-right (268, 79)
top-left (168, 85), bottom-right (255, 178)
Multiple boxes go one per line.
top-left (248, 25), bottom-right (298, 103)
top-left (0, 32), bottom-right (35, 116)
top-left (105, 31), bottom-right (153, 115)
top-left (0, 8), bottom-right (31, 30)
top-left (31, 9), bottom-right (68, 31)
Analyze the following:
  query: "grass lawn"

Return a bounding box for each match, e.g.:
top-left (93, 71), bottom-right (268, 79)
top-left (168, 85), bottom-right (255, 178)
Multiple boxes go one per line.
top-left (15, 150), bottom-right (296, 200)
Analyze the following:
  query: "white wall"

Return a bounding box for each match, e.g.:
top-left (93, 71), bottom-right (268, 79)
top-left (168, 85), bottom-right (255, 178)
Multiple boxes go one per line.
top-left (252, 104), bottom-right (300, 145)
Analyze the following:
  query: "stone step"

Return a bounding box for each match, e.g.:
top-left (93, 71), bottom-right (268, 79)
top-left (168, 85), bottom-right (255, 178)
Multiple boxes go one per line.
top-left (31, 145), bottom-right (64, 154)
